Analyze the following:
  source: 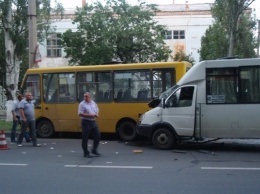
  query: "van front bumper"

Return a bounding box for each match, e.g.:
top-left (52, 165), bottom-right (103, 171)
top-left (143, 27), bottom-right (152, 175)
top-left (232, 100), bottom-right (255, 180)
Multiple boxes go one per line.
top-left (136, 124), bottom-right (153, 138)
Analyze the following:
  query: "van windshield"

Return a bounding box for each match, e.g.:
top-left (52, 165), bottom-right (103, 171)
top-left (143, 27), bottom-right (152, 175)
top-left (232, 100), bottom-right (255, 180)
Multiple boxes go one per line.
top-left (159, 85), bottom-right (179, 99)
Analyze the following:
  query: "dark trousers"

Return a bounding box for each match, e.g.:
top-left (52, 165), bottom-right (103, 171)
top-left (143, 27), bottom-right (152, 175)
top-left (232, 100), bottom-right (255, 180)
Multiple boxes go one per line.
top-left (81, 119), bottom-right (100, 154)
top-left (17, 120), bottom-right (37, 145)
top-left (11, 116), bottom-right (30, 142)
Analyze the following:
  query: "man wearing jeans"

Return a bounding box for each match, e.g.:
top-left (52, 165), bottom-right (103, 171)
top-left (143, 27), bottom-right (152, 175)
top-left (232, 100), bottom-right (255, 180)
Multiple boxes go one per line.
top-left (78, 92), bottom-right (100, 158)
top-left (10, 94), bottom-right (31, 143)
top-left (17, 92), bottom-right (40, 147)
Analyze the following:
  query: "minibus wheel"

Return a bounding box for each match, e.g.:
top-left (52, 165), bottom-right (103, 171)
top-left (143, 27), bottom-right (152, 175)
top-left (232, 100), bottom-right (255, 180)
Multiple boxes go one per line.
top-left (152, 128), bottom-right (174, 150)
top-left (37, 120), bottom-right (54, 138)
top-left (117, 121), bottom-right (137, 141)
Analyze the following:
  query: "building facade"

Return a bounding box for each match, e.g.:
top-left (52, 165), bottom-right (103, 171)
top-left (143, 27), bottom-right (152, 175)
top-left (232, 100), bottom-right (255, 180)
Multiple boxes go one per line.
top-left (38, 2), bottom-right (213, 67)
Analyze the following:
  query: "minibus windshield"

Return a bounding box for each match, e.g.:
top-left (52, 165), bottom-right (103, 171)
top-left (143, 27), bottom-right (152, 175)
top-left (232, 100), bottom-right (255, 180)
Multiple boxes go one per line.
top-left (159, 85), bottom-right (179, 99)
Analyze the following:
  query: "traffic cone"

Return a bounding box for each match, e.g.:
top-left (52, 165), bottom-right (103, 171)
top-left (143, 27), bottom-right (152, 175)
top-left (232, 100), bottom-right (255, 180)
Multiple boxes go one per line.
top-left (0, 130), bottom-right (9, 150)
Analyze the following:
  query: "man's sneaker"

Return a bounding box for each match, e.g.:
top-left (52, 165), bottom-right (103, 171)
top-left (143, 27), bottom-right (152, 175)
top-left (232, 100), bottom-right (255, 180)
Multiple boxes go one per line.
top-left (17, 144), bottom-right (23, 147)
top-left (33, 143), bottom-right (41, 147)
top-left (26, 139), bottom-right (32, 143)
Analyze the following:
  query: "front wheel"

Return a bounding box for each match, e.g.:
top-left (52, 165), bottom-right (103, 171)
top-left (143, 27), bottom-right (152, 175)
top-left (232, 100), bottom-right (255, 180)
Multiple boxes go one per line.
top-left (152, 128), bottom-right (175, 150)
top-left (37, 120), bottom-right (54, 138)
top-left (117, 121), bottom-right (137, 141)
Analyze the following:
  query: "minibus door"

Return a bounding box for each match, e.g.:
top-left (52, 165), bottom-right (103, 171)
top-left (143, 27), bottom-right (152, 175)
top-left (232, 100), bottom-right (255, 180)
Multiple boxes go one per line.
top-left (163, 86), bottom-right (196, 137)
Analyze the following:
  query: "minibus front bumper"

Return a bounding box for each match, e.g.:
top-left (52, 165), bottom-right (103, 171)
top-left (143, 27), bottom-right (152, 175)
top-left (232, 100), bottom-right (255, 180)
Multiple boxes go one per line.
top-left (136, 124), bottom-right (153, 138)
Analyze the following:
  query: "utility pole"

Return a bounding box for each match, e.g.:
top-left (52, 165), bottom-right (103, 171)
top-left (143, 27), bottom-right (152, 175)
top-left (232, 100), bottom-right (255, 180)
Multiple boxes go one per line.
top-left (28, 0), bottom-right (38, 68)
top-left (258, 20), bottom-right (260, 57)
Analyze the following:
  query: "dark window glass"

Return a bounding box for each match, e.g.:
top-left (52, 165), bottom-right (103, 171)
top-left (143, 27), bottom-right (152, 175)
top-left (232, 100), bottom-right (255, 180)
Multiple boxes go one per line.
top-left (43, 73), bottom-right (76, 103)
top-left (240, 67), bottom-right (260, 103)
top-left (206, 68), bottom-right (238, 104)
top-left (46, 33), bottom-right (62, 58)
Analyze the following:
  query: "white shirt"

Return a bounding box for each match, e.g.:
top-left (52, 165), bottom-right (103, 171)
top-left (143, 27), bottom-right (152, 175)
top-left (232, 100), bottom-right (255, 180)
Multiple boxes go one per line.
top-left (78, 100), bottom-right (99, 121)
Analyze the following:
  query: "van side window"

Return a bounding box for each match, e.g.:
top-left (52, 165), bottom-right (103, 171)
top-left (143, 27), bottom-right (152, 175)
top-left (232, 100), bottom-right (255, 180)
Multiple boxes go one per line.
top-left (167, 86), bottom-right (194, 107)
top-left (240, 67), bottom-right (260, 103)
top-left (179, 87), bottom-right (194, 107)
top-left (206, 68), bottom-right (238, 104)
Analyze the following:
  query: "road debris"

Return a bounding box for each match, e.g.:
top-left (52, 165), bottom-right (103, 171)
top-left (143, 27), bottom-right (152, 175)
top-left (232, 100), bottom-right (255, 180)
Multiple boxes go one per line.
top-left (133, 150), bottom-right (143, 153)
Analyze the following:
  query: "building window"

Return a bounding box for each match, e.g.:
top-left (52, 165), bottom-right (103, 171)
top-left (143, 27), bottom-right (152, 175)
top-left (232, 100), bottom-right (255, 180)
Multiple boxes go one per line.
top-left (165, 31), bottom-right (172, 39)
top-left (173, 30), bottom-right (185, 39)
top-left (163, 30), bottom-right (185, 40)
top-left (47, 33), bottom-right (62, 57)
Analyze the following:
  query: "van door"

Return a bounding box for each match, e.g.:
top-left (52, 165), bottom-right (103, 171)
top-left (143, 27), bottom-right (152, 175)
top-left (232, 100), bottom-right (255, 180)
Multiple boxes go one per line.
top-left (162, 86), bottom-right (196, 137)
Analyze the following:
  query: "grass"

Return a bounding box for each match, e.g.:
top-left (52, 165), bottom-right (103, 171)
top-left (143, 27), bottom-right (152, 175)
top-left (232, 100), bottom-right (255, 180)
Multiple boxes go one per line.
top-left (0, 120), bottom-right (12, 132)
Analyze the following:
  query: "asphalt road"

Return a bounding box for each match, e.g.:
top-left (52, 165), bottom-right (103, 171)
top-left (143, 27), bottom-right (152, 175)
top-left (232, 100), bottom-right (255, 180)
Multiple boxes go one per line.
top-left (1, 136), bottom-right (260, 194)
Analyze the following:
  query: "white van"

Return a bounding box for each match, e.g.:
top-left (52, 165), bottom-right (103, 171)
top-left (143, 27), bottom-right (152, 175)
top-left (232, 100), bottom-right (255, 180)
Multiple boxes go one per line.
top-left (137, 58), bottom-right (260, 149)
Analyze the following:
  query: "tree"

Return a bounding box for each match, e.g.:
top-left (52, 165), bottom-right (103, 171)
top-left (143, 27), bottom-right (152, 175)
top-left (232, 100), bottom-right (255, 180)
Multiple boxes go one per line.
top-left (234, 14), bottom-right (258, 58)
top-left (62, 0), bottom-right (171, 65)
top-left (204, 0), bottom-right (257, 58)
top-left (174, 50), bottom-right (195, 66)
top-left (200, 23), bottom-right (229, 60)
top-left (0, 0), bottom-right (63, 100)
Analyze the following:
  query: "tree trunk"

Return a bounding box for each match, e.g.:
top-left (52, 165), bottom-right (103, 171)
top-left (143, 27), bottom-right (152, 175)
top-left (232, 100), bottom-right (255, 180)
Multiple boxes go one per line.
top-left (5, 34), bottom-right (20, 100)
top-left (4, 0), bottom-right (19, 100)
top-left (228, 30), bottom-right (234, 57)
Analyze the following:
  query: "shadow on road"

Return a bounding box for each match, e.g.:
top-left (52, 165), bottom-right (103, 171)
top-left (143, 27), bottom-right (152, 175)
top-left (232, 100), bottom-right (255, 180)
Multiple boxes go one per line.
top-left (38, 132), bottom-right (260, 152)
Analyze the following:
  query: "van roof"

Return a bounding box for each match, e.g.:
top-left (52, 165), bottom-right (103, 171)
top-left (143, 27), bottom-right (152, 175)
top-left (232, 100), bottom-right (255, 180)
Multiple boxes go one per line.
top-left (178, 58), bottom-right (260, 85)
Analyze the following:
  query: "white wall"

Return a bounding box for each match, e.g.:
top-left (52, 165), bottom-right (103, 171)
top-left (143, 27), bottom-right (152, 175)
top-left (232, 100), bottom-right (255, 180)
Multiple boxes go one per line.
top-left (38, 19), bottom-right (78, 68)
top-left (155, 14), bottom-right (213, 62)
top-left (37, 3), bottom-right (213, 67)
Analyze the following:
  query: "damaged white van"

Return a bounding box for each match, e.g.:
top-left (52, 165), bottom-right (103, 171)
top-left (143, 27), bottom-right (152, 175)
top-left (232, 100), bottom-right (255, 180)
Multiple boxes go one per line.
top-left (137, 58), bottom-right (260, 149)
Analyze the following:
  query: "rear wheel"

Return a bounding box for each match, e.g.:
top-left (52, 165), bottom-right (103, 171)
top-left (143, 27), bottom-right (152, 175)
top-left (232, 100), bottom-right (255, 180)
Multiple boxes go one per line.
top-left (37, 120), bottom-right (54, 138)
top-left (152, 128), bottom-right (175, 149)
top-left (117, 121), bottom-right (137, 141)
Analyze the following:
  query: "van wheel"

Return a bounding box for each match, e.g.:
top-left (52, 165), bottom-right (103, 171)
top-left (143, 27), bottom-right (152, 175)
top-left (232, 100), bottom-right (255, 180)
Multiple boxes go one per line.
top-left (118, 121), bottom-right (137, 141)
top-left (152, 128), bottom-right (174, 150)
top-left (37, 120), bottom-right (54, 138)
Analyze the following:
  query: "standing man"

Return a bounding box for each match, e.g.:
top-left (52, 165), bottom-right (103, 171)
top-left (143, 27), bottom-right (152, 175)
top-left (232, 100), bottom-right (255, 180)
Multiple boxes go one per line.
top-left (78, 92), bottom-right (100, 158)
top-left (17, 92), bottom-right (40, 147)
top-left (10, 94), bottom-right (31, 143)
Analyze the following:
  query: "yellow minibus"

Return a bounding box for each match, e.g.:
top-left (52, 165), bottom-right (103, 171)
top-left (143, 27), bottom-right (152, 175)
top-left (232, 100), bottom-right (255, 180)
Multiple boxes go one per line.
top-left (20, 61), bottom-right (191, 140)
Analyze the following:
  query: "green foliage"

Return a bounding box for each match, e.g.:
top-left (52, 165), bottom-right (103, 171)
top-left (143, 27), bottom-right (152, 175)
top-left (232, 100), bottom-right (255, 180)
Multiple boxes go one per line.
top-left (174, 50), bottom-right (195, 66)
top-left (62, 0), bottom-right (171, 65)
top-left (0, 0), bottom-right (63, 89)
top-left (200, 0), bottom-right (257, 60)
top-left (200, 23), bottom-right (229, 60)
top-left (235, 15), bottom-right (257, 58)
top-left (0, 120), bottom-right (12, 132)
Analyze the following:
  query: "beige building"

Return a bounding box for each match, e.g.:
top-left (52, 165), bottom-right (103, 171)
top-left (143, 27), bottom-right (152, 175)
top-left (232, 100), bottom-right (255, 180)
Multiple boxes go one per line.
top-left (38, 2), bottom-right (213, 67)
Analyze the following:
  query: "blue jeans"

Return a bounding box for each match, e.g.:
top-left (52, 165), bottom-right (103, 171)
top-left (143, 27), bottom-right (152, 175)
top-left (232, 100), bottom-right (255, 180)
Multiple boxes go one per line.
top-left (11, 116), bottom-right (30, 142)
top-left (17, 120), bottom-right (37, 145)
top-left (81, 120), bottom-right (100, 154)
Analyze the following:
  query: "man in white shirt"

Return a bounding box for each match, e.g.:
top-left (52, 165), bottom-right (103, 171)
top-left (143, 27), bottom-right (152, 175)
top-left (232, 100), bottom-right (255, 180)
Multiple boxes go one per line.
top-left (78, 92), bottom-right (101, 158)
